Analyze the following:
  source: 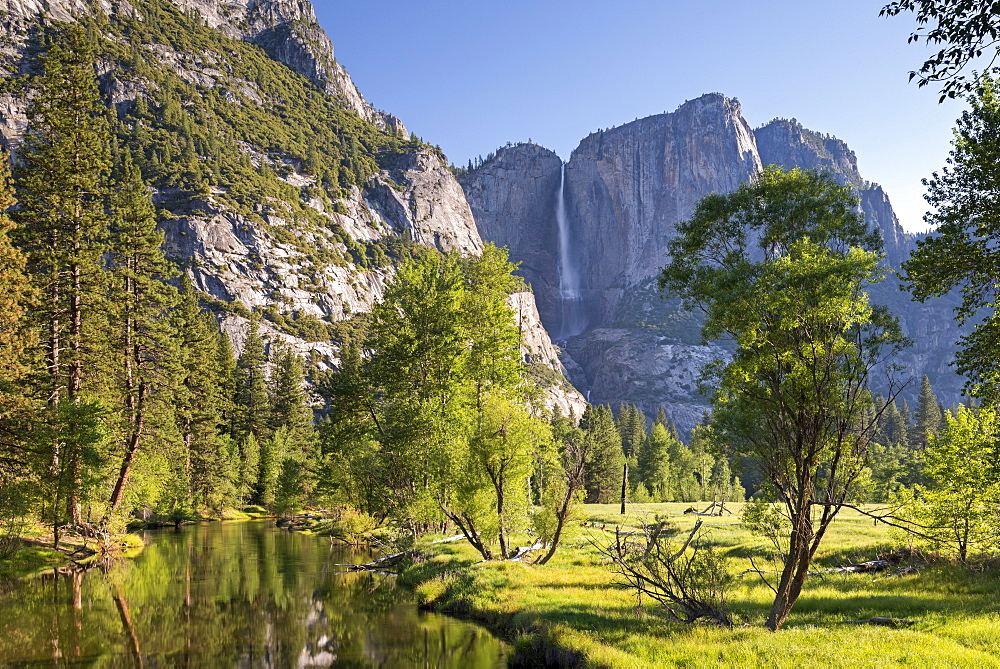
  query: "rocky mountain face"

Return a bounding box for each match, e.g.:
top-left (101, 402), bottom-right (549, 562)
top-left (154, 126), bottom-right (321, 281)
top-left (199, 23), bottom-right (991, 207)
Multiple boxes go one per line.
top-left (0, 0), bottom-right (585, 416)
top-left (462, 93), bottom-right (964, 433)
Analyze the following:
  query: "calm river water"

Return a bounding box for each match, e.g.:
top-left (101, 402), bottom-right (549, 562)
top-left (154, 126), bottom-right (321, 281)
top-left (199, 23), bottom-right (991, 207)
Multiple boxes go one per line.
top-left (0, 520), bottom-right (506, 667)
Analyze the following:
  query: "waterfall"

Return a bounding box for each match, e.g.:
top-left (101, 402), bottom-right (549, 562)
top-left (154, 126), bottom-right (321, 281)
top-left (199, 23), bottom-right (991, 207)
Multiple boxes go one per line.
top-left (556, 163), bottom-right (586, 339)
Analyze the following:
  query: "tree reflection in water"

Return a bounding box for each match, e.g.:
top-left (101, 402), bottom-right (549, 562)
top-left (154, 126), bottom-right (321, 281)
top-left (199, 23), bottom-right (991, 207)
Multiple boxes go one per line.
top-left (0, 520), bottom-right (505, 667)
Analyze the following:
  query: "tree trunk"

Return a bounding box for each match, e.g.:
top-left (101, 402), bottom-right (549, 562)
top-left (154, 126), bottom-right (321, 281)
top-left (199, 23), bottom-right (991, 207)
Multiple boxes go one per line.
top-left (620, 461), bottom-right (628, 515)
top-left (66, 259), bottom-right (83, 525)
top-left (765, 499), bottom-right (814, 631)
top-left (106, 383), bottom-right (147, 517)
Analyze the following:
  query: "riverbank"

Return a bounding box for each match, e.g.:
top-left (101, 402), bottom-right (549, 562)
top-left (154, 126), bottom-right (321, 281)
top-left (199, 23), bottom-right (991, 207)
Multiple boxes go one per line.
top-left (0, 532), bottom-right (145, 581)
top-left (401, 503), bottom-right (1000, 667)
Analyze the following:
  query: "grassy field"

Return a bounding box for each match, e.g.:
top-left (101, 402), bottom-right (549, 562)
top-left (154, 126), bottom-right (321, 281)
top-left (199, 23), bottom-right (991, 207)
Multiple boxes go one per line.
top-left (401, 503), bottom-right (1000, 667)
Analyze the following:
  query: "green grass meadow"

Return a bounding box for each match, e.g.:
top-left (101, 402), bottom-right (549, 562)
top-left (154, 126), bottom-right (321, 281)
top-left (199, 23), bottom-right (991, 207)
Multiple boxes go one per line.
top-left (403, 503), bottom-right (1000, 667)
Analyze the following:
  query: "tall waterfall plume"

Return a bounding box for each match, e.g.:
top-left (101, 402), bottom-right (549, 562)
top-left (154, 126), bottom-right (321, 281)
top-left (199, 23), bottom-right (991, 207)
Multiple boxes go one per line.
top-left (556, 163), bottom-right (586, 339)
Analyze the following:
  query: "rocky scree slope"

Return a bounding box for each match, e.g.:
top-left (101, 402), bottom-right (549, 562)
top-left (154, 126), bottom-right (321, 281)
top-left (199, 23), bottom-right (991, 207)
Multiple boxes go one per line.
top-left (462, 93), bottom-right (964, 433)
top-left (0, 0), bottom-right (583, 415)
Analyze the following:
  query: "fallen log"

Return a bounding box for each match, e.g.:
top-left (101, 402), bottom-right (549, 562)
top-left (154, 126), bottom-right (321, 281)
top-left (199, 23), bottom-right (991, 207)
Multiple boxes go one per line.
top-left (809, 559), bottom-right (890, 576)
top-left (334, 533), bottom-right (473, 572)
top-left (508, 541), bottom-right (545, 561)
top-left (839, 617), bottom-right (921, 626)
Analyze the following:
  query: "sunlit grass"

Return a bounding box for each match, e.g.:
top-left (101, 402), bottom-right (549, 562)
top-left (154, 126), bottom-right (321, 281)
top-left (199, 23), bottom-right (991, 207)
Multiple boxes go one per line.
top-left (403, 503), bottom-right (1000, 666)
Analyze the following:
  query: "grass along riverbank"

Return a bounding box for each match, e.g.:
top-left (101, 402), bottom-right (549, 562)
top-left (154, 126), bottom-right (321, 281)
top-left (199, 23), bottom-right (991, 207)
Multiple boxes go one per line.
top-left (401, 503), bottom-right (1000, 667)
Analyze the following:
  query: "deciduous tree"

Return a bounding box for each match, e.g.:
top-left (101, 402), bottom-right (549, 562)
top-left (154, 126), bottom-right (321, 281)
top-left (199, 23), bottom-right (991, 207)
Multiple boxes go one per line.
top-left (660, 166), bottom-right (905, 631)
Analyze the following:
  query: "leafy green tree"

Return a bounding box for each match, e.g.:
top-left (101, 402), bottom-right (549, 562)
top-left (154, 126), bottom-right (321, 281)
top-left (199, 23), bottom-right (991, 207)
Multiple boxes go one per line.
top-left (461, 244), bottom-right (524, 404)
top-left (660, 166), bottom-right (905, 631)
top-left (364, 253), bottom-right (471, 526)
top-left (533, 415), bottom-right (588, 565)
top-left (236, 432), bottom-right (261, 506)
top-left (689, 423), bottom-right (717, 501)
top-left (13, 24), bottom-right (113, 527)
top-left (344, 246), bottom-right (546, 557)
top-left (881, 0), bottom-right (1000, 101)
top-left (896, 405), bottom-right (1000, 561)
top-left (449, 392), bottom-right (550, 559)
top-left (580, 405), bottom-right (624, 504)
top-left (258, 426), bottom-right (289, 509)
top-left (903, 77), bottom-right (1000, 400)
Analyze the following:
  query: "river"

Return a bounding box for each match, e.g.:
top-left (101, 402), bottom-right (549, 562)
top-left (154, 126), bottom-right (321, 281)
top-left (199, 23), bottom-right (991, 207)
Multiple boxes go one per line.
top-left (0, 520), bottom-right (506, 667)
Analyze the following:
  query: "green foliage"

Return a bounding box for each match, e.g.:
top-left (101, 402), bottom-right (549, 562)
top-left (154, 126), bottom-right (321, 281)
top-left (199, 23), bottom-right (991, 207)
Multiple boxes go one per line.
top-left (234, 317), bottom-right (269, 442)
top-left (320, 245), bottom-right (556, 559)
top-left (12, 24), bottom-right (114, 530)
top-left (580, 405), bottom-right (624, 504)
top-left (0, 149), bottom-right (35, 491)
top-left (660, 165), bottom-right (905, 630)
top-left (636, 424), bottom-right (678, 501)
top-left (903, 76), bottom-right (1000, 400)
top-left (881, 0), bottom-right (1000, 101)
top-left (895, 405), bottom-right (1000, 561)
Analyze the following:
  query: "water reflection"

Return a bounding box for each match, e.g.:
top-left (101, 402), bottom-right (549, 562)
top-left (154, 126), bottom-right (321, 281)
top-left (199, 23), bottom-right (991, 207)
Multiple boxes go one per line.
top-left (0, 521), bottom-right (506, 667)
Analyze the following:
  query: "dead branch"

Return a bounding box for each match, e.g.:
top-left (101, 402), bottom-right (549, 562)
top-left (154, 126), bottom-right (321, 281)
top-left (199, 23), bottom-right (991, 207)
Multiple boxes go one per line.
top-left (595, 521), bottom-right (733, 627)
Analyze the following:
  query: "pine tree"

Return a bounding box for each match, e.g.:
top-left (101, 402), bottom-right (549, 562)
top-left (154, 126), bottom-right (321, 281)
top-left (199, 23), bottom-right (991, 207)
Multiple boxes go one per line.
top-left (653, 406), bottom-right (670, 428)
top-left (267, 344), bottom-right (316, 508)
top-left (269, 344), bottom-right (313, 445)
top-left (636, 423), bottom-right (676, 501)
top-left (103, 155), bottom-right (180, 518)
top-left (616, 403), bottom-right (647, 459)
top-left (172, 277), bottom-right (233, 511)
top-left (0, 150), bottom-right (37, 517)
top-left (911, 375), bottom-right (942, 451)
top-left (13, 25), bottom-right (113, 528)
top-left (581, 405), bottom-right (624, 503)
top-left (234, 316), bottom-right (269, 441)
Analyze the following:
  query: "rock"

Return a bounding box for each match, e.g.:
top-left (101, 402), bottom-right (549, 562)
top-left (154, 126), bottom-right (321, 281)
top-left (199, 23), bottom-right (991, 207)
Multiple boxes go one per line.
top-left (368, 149), bottom-right (483, 255)
top-left (460, 143), bottom-right (564, 330)
top-left (464, 93), bottom-right (968, 433)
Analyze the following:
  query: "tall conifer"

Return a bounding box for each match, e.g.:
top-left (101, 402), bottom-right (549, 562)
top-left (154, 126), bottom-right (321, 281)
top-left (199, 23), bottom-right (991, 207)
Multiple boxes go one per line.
top-left (104, 155), bottom-right (180, 517)
top-left (0, 150), bottom-right (36, 506)
top-left (580, 405), bottom-right (624, 503)
top-left (235, 316), bottom-right (269, 440)
top-left (172, 278), bottom-right (233, 510)
top-left (14, 25), bottom-right (112, 527)
top-left (911, 375), bottom-right (943, 451)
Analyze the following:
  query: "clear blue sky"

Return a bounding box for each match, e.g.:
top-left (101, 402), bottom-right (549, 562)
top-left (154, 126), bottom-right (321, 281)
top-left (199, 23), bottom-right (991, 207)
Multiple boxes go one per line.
top-left (314, 0), bottom-right (963, 233)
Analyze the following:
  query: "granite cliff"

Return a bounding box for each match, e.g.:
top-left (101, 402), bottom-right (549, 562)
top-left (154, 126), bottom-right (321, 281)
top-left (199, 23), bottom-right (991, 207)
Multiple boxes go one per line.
top-left (0, 0), bottom-right (585, 416)
top-left (462, 93), bottom-right (964, 432)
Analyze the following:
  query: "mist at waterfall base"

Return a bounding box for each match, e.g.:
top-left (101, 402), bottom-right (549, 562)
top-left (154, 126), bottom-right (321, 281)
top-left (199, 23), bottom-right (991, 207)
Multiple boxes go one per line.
top-left (555, 163), bottom-right (587, 340)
